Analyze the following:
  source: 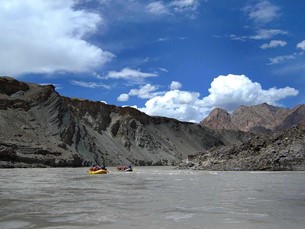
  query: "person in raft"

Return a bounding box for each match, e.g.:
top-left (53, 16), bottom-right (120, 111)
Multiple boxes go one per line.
top-left (125, 165), bottom-right (133, 172)
top-left (89, 164), bottom-right (106, 171)
top-left (89, 165), bottom-right (97, 171)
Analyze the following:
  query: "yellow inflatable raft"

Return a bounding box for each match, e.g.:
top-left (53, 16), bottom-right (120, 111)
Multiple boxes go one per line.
top-left (87, 169), bottom-right (108, 174)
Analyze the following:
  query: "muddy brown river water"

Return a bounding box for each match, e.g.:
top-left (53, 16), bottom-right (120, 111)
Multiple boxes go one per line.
top-left (1, 167), bottom-right (305, 229)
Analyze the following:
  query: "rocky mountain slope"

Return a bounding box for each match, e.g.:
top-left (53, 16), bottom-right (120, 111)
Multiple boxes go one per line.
top-left (178, 121), bottom-right (305, 171)
top-left (0, 77), bottom-right (245, 168)
top-left (201, 103), bottom-right (305, 133)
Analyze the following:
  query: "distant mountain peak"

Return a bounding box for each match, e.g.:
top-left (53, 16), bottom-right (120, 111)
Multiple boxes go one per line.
top-left (201, 103), bottom-right (303, 133)
top-left (200, 107), bottom-right (237, 130)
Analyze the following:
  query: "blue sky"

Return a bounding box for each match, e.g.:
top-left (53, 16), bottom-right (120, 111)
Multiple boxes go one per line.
top-left (1, 0), bottom-right (305, 122)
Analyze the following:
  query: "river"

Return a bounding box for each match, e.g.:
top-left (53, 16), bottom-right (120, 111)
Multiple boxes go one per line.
top-left (1, 167), bottom-right (305, 229)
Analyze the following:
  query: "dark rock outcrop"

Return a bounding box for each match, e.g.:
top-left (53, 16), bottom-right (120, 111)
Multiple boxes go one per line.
top-left (178, 122), bottom-right (305, 171)
top-left (276, 105), bottom-right (305, 131)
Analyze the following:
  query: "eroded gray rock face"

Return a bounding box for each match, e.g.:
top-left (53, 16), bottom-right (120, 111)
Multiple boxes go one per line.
top-left (0, 142), bottom-right (83, 168)
top-left (0, 77), bottom-right (244, 168)
top-left (178, 122), bottom-right (305, 171)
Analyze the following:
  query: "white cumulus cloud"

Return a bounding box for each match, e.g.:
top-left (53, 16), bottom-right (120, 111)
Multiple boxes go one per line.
top-left (229, 30), bottom-right (288, 43)
top-left (250, 29), bottom-right (288, 40)
top-left (201, 74), bottom-right (298, 112)
top-left (260, 40), bottom-right (287, 49)
top-left (146, 1), bottom-right (169, 15)
top-left (71, 80), bottom-right (110, 89)
top-left (146, 0), bottom-right (199, 17)
top-left (170, 81), bottom-right (182, 90)
top-left (297, 40), bottom-right (305, 50)
top-left (105, 68), bottom-right (157, 80)
top-left (170, 0), bottom-right (199, 12)
top-left (244, 0), bottom-right (280, 24)
top-left (117, 93), bottom-right (130, 102)
top-left (268, 55), bottom-right (296, 65)
top-left (117, 84), bottom-right (162, 102)
top-left (0, 0), bottom-right (114, 76)
top-left (129, 84), bottom-right (160, 99)
top-left (104, 67), bottom-right (158, 85)
top-left (139, 89), bottom-right (206, 123)
top-left (139, 74), bottom-right (298, 122)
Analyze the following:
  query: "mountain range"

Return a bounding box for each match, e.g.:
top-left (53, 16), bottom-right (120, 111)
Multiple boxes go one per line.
top-left (0, 77), bottom-right (244, 168)
top-left (1, 76), bottom-right (305, 170)
top-left (200, 103), bottom-right (305, 133)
